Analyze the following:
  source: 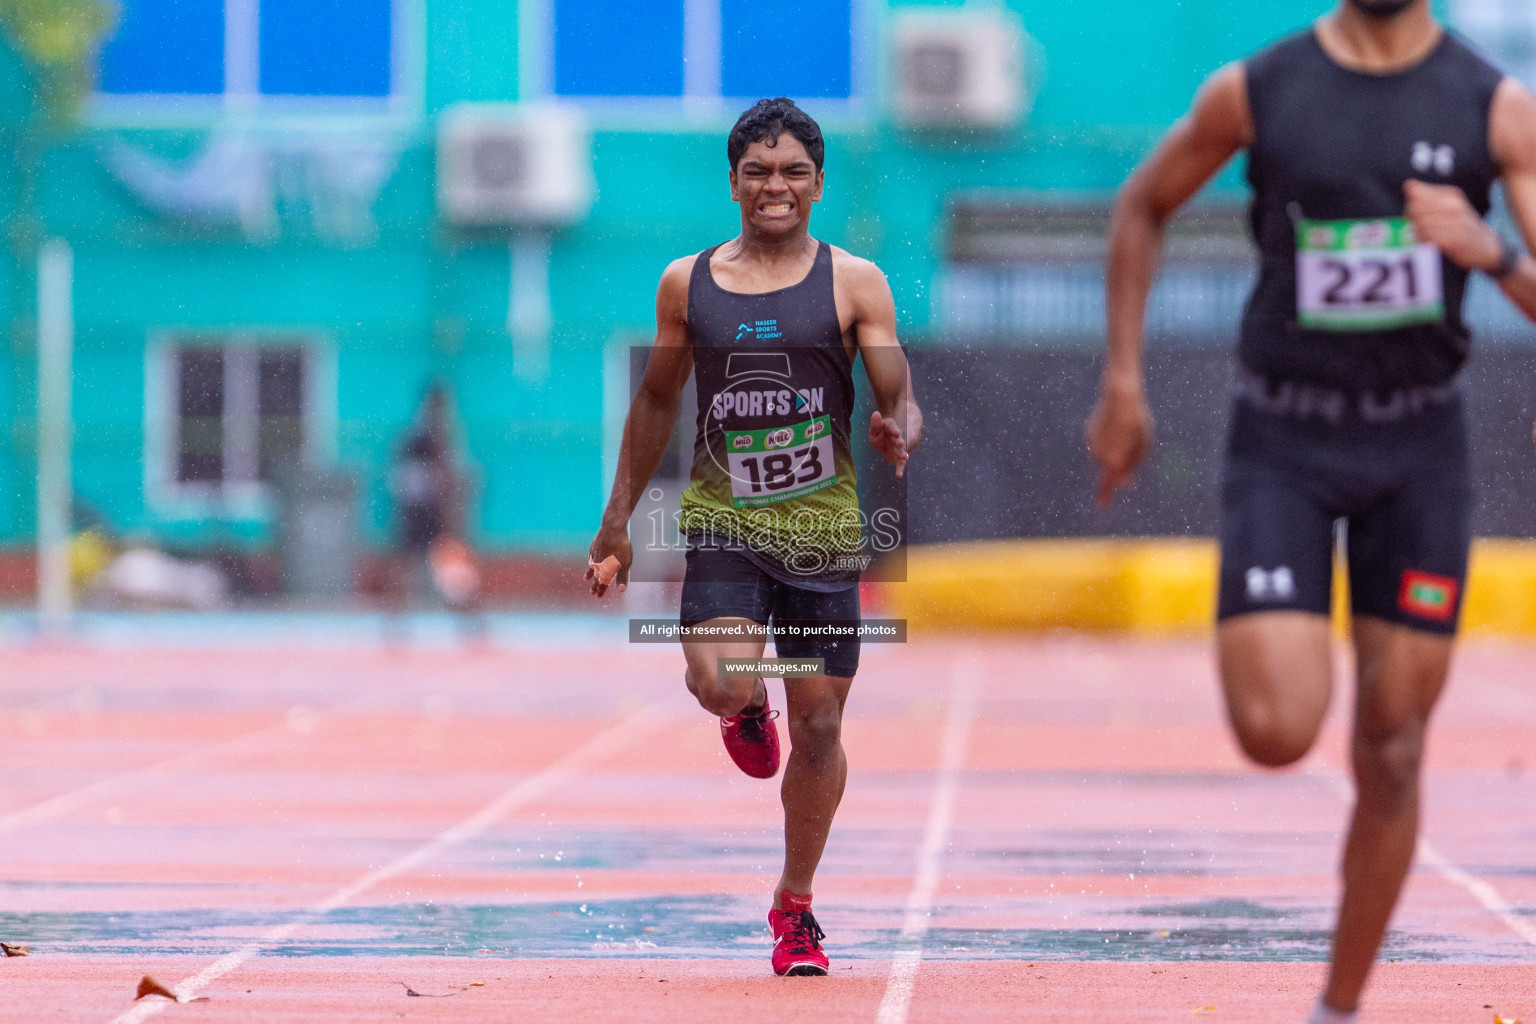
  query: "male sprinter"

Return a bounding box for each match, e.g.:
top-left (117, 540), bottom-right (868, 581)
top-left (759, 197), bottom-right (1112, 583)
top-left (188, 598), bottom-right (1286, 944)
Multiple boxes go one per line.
top-left (587, 97), bottom-right (921, 976)
top-left (1088, 1), bottom-right (1536, 1020)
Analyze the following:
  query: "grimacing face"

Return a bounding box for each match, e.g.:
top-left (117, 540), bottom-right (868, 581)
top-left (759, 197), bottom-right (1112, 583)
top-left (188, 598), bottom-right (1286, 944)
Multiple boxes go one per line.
top-left (729, 134), bottom-right (824, 237)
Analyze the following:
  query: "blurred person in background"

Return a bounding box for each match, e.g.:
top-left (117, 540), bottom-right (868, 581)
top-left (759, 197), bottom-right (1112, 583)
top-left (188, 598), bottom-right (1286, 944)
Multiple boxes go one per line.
top-left (1088, 0), bottom-right (1536, 1021)
top-left (390, 382), bottom-right (480, 610)
top-left (587, 98), bottom-right (920, 977)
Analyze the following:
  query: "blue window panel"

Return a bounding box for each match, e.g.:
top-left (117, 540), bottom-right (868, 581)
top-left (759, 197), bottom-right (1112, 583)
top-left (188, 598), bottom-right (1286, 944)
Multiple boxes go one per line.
top-left (260, 0), bottom-right (392, 97)
top-left (721, 0), bottom-right (851, 100)
top-left (99, 0), bottom-right (223, 95)
top-left (554, 0), bottom-right (684, 97)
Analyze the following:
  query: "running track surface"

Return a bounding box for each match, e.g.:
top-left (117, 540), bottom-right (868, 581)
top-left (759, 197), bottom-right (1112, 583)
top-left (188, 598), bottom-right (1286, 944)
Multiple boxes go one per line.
top-left (2, 622), bottom-right (1534, 1023)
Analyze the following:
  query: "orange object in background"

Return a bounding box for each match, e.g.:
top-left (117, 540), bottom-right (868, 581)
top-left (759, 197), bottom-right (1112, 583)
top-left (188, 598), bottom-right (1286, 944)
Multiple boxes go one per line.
top-left (428, 536), bottom-right (481, 607)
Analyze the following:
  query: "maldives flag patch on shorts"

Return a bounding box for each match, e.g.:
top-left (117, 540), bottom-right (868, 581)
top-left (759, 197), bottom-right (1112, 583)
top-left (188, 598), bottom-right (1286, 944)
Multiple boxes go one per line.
top-left (1398, 569), bottom-right (1459, 622)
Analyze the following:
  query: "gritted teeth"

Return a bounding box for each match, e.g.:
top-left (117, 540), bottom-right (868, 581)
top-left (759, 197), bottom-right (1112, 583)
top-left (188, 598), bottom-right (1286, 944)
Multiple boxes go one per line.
top-left (761, 202), bottom-right (793, 214)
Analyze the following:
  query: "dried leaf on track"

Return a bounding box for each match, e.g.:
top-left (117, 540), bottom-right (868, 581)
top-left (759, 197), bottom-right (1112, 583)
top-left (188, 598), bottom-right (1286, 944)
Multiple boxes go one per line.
top-left (1, 943), bottom-right (29, 957)
top-left (1191, 1007), bottom-right (1216, 1016)
top-left (135, 976), bottom-right (179, 1001)
top-left (399, 981), bottom-right (483, 998)
top-left (1493, 1015), bottom-right (1521, 1024)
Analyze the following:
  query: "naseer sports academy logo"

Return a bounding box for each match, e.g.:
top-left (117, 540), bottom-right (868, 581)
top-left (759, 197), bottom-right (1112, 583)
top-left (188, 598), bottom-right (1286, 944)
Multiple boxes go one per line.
top-left (1398, 569), bottom-right (1459, 622)
top-left (736, 319), bottom-right (784, 342)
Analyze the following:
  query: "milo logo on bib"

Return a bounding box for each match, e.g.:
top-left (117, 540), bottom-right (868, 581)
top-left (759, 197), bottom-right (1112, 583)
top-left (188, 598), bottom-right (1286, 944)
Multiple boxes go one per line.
top-left (1296, 217), bottom-right (1445, 331)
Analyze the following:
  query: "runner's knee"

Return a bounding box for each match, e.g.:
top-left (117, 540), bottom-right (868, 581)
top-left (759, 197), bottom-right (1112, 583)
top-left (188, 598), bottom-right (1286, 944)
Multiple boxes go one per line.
top-left (1218, 616), bottom-right (1331, 768)
top-left (787, 700), bottom-right (842, 755)
top-left (686, 667), bottom-right (756, 717)
top-left (1227, 695), bottom-right (1319, 768)
top-left (1236, 724), bottom-right (1313, 768)
top-left (1352, 726), bottom-right (1423, 812)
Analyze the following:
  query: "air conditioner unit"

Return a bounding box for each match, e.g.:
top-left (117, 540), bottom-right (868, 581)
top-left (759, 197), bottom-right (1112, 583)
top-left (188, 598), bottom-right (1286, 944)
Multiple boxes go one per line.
top-left (437, 104), bottom-right (595, 227)
top-left (892, 8), bottom-right (1027, 130)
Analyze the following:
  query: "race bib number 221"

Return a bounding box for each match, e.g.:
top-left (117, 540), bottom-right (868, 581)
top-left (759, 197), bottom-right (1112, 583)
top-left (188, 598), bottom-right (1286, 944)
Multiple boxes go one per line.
top-left (1296, 217), bottom-right (1445, 332)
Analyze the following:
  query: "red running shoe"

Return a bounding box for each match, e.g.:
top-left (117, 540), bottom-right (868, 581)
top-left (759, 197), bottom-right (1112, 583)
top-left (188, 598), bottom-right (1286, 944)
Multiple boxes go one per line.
top-left (720, 691), bottom-right (780, 779)
top-left (770, 892), bottom-right (828, 976)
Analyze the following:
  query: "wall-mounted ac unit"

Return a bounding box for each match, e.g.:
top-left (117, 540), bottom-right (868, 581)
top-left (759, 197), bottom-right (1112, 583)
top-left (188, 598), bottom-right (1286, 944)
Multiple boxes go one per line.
top-left (892, 8), bottom-right (1027, 130)
top-left (437, 104), bottom-right (594, 227)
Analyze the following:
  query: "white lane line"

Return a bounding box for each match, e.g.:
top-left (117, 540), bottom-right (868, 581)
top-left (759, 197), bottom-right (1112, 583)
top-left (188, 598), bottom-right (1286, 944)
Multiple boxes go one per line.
top-left (0, 700), bottom-right (364, 836)
top-left (1319, 772), bottom-right (1536, 947)
top-left (108, 705), bottom-right (667, 1024)
top-left (875, 663), bottom-right (978, 1024)
top-left (1417, 841), bottom-right (1536, 946)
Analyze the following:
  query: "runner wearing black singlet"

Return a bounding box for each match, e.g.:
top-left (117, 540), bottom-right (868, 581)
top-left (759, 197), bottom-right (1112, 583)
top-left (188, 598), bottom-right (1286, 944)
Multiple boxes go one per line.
top-left (1088, 1), bottom-right (1536, 1020)
top-left (587, 98), bottom-right (922, 977)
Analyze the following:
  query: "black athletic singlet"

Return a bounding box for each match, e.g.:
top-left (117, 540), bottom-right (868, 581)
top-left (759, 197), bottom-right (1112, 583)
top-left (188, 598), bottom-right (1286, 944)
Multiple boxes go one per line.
top-left (1242, 30), bottom-right (1504, 393)
top-left (679, 240), bottom-right (861, 589)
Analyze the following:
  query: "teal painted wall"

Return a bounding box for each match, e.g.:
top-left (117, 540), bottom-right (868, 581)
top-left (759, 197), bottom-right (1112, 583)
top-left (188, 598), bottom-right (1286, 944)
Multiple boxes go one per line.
top-left (0, 0), bottom-right (1374, 553)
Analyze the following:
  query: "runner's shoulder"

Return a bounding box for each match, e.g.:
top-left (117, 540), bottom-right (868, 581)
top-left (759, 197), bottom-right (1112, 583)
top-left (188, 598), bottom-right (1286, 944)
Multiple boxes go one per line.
top-left (1492, 76), bottom-right (1536, 172)
top-left (829, 246), bottom-right (891, 293)
top-left (1495, 74), bottom-right (1536, 120)
top-left (655, 253), bottom-right (703, 324)
top-left (658, 252), bottom-right (704, 298)
top-left (1182, 61), bottom-right (1252, 148)
top-left (660, 252), bottom-right (703, 288)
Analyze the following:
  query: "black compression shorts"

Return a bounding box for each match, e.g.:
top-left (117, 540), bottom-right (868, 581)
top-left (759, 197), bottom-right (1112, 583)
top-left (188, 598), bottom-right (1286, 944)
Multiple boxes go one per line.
top-left (680, 545), bottom-right (861, 678)
top-left (1217, 395), bottom-right (1472, 635)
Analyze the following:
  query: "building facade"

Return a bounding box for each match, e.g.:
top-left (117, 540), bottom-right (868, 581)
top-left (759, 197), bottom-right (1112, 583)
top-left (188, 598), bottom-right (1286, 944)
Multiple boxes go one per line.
top-left (7, 0), bottom-right (1523, 573)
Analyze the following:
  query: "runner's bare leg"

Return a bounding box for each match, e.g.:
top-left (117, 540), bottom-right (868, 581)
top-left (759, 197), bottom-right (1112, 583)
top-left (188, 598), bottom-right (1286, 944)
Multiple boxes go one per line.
top-left (1324, 617), bottom-right (1453, 1011)
top-left (775, 673), bottom-right (855, 903)
top-left (683, 617), bottom-right (767, 716)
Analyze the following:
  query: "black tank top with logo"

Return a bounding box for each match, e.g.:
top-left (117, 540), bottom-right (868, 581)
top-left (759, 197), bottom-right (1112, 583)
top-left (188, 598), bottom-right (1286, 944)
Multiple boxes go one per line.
top-left (679, 240), bottom-right (861, 589)
top-left (1241, 30), bottom-right (1504, 393)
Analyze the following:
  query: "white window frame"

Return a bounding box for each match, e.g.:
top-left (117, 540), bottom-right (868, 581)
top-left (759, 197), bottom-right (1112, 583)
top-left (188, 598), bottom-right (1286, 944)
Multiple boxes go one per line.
top-left (522, 0), bottom-right (873, 122)
top-left (89, 0), bottom-right (425, 130)
top-left (144, 331), bottom-right (337, 520)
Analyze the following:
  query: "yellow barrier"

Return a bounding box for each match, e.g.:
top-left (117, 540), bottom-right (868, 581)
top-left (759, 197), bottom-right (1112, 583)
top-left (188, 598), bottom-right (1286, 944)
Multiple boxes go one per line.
top-left (884, 538), bottom-right (1536, 637)
top-left (1463, 540), bottom-right (1536, 637)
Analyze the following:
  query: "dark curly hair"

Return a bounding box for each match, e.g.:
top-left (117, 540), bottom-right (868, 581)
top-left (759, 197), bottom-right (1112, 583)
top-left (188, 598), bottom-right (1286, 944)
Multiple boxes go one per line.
top-left (727, 98), bottom-right (825, 172)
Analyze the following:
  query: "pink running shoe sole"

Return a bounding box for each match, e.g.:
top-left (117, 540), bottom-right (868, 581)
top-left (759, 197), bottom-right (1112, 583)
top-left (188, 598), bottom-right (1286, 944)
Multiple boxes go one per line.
top-left (720, 694), bottom-right (780, 779)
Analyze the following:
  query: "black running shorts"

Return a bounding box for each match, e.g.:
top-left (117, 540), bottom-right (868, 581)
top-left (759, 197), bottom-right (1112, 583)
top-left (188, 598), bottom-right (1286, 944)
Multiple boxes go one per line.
top-left (680, 545), bottom-right (861, 678)
top-left (1217, 396), bottom-right (1473, 635)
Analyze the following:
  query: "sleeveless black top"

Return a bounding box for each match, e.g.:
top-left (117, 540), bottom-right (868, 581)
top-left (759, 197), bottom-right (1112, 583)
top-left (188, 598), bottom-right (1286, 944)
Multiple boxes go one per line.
top-left (679, 240), bottom-right (861, 588)
top-left (1242, 30), bottom-right (1504, 393)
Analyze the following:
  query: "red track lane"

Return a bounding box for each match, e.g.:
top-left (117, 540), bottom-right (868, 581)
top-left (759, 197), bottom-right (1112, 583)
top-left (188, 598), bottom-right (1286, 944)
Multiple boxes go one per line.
top-left (0, 637), bottom-right (1532, 1023)
top-left (3, 959), bottom-right (1534, 1022)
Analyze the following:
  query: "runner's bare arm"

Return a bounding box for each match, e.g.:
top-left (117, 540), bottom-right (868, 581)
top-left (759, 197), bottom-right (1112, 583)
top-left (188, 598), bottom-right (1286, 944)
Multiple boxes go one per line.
top-left (1088, 62), bottom-right (1252, 507)
top-left (842, 254), bottom-right (923, 478)
top-left (1405, 78), bottom-right (1536, 321)
top-left (1488, 79), bottom-right (1536, 460)
top-left (1412, 77), bottom-right (1536, 460)
top-left (587, 257), bottom-right (695, 595)
top-left (1488, 78), bottom-right (1536, 320)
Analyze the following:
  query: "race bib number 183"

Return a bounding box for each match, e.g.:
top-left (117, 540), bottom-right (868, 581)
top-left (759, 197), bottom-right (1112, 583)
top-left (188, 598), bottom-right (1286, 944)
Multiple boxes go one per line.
top-left (1296, 217), bottom-right (1445, 332)
top-left (724, 416), bottom-right (838, 509)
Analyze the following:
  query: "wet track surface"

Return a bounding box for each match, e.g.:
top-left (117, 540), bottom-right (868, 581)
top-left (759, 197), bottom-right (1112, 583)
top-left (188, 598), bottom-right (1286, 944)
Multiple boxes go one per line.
top-left (1, 622), bottom-right (1533, 1021)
